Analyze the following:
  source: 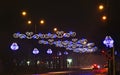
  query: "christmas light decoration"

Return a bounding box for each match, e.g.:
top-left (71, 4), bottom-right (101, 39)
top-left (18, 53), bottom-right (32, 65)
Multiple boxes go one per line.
top-left (10, 42), bottom-right (19, 50)
top-left (47, 49), bottom-right (52, 54)
top-left (32, 48), bottom-right (39, 54)
top-left (13, 31), bottom-right (76, 39)
top-left (12, 31), bottom-right (98, 53)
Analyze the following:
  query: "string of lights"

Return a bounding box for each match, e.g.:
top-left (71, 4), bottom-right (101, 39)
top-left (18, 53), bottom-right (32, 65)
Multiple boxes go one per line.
top-left (11, 30), bottom-right (98, 53)
top-left (13, 31), bottom-right (76, 39)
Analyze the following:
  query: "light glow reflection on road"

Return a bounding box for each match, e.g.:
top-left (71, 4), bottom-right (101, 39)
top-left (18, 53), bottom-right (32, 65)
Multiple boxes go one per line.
top-left (39, 71), bottom-right (74, 75)
top-left (26, 70), bottom-right (107, 75)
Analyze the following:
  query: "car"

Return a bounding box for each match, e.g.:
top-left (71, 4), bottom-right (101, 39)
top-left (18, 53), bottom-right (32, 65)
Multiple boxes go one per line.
top-left (91, 64), bottom-right (100, 69)
top-left (103, 63), bottom-right (108, 68)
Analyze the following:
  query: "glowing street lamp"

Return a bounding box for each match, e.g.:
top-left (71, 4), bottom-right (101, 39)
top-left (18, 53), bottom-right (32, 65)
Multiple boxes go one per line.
top-left (27, 61), bottom-right (30, 66)
top-left (67, 59), bottom-right (72, 63)
top-left (102, 15), bottom-right (107, 21)
top-left (67, 59), bottom-right (72, 68)
top-left (99, 5), bottom-right (104, 10)
top-left (103, 36), bottom-right (115, 75)
top-left (40, 19), bottom-right (45, 25)
top-left (53, 28), bottom-right (58, 32)
top-left (22, 11), bottom-right (27, 16)
top-left (27, 20), bottom-right (32, 25)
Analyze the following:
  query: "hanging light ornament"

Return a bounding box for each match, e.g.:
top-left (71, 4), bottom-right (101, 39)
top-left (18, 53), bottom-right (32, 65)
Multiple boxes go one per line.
top-left (12, 31), bottom-right (97, 53)
top-left (10, 42), bottom-right (19, 50)
top-left (13, 31), bottom-right (76, 39)
top-left (64, 51), bottom-right (68, 55)
top-left (103, 36), bottom-right (114, 48)
top-left (47, 49), bottom-right (52, 54)
top-left (38, 39), bottom-right (97, 53)
top-left (32, 48), bottom-right (39, 54)
top-left (57, 51), bottom-right (62, 56)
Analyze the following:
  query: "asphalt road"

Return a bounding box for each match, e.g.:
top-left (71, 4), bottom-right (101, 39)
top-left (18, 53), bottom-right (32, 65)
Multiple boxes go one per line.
top-left (23, 70), bottom-right (107, 75)
top-left (2, 68), bottom-right (108, 75)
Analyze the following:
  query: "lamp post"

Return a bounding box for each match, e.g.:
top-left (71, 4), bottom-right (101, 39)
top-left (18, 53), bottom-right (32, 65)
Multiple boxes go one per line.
top-left (103, 36), bottom-right (115, 75)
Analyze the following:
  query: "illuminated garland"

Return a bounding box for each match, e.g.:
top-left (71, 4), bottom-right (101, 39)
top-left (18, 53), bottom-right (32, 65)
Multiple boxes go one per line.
top-left (13, 31), bottom-right (76, 39)
top-left (11, 31), bottom-right (98, 53)
top-left (38, 38), bottom-right (97, 53)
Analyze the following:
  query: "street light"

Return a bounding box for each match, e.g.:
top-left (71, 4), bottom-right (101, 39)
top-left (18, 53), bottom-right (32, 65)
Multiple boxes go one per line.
top-left (53, 27), bottom-right (58, 32)
top-left (27, 20), bottom-right (32, 25)
top-left (103, 36), bottom-right (115, 75)
top-left (102, 15), bottom-right (107, 21)
top-left (40, 19), bottom-right (45, 25)
top-left (67, 59), bottom-right (72, 68)
top-left (22, 11), bottom-right (27, 16)
top-left (98, 4), bottom-right (104, 11)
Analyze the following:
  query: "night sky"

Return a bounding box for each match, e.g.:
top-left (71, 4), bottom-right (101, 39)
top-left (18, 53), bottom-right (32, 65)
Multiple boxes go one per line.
top-left (0, 0), bottom-right (120, 59)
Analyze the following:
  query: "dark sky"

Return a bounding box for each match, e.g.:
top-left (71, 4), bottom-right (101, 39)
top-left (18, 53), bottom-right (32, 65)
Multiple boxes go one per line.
top-left (0, 0), bottom-right (120, 55)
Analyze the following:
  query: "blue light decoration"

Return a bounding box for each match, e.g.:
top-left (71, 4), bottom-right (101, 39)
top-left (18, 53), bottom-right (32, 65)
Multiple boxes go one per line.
top-left (32, 34), bottom-right (39, 39)
top-left (19, 34), bottom-right (26, 39)
top-left (13, 32), bottom-right (20, 38)
top-left (61, 40), bottom-right (69, 48)
top-left (69, 31), bottom-right (76, 37)
top-left (12, 31), bottom-right (98, 53)
top-left (10, 42), bottom-right (19, 50)
top-left (47, 49), bottom-right (52, 54)
top-left (57, 51), bottom-right (62, 56)
top-left (115, 51), bottom-right (117, 55)
top-left (32, 48), bottom-right (39, 54)
top-left (103, 36), bottom-right (115, 75)
top-left (38, 38), bottom-right (97, 53)
top-left (48, 39), bottom-right (54, 45)
top-left (13, 31), bottom-right (76, 39)
top-left (64, 51), bottom-right (68, 55)
top-left (63, 33), bottom-right (70, 38)
top-left (103, 36), bottom-right (114, 48)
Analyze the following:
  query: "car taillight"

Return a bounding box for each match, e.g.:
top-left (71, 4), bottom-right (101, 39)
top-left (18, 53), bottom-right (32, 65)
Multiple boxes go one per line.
top-left (97, 65), bottom-right (100, 68)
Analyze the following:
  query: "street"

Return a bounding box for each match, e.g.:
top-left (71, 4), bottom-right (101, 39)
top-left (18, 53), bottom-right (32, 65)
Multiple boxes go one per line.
top-left (40, 71), bottom-right (107, 75)
top-left (23, 70), bottom-right (107, 75)
top-left (4, 69), bottom-right (107, 75)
